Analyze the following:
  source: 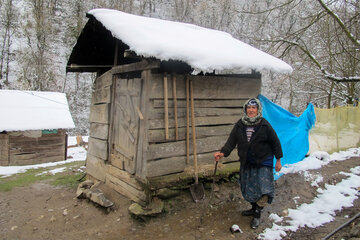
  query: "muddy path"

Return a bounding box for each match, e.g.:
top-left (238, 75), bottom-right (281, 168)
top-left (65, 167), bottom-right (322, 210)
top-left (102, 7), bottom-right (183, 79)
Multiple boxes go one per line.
top-left (1, 157), bottom-right (359, 240)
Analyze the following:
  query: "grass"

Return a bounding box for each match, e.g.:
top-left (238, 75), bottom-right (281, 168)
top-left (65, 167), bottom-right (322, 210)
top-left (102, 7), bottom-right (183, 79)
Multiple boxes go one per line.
top-left (51, 171), bottom-right (85, 188)
top-left (0, 161), bottom-right (85, 192)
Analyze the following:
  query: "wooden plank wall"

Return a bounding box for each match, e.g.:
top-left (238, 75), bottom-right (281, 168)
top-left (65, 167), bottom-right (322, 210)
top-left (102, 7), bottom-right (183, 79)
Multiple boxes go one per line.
top-left (86, 69), bottom-right (260, 203)
top-left (6, 130), bottom-right (66, 166)
top-left (146, 73), bottom-right (261, 177)
top-left (86, 70), bottom-right (149, 203)
top-left (0, 134), bottom-right (9, 166)
top-left (86, 71), bottom-right (113, 182)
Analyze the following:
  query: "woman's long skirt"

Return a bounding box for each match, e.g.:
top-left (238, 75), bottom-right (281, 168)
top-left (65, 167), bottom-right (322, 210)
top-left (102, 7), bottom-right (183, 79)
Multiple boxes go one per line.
top-left (239, 165), bottom-right (275, 204)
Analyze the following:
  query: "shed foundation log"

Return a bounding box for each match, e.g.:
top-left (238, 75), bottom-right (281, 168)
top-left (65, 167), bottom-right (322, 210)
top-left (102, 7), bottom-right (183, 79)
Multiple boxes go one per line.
top-left (105, 172), bottom-right (147, 205)
top-left (147, 161), bottom-right (240, 191)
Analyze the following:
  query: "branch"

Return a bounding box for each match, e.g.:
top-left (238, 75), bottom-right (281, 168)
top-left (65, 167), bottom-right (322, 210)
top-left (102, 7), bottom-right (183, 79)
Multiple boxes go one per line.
top-left (269, 39), bottom-right (360, 82)
top-left (235, 0), bottom-right (297, 15)
top-left (317, 0), bottom-right (360, 47)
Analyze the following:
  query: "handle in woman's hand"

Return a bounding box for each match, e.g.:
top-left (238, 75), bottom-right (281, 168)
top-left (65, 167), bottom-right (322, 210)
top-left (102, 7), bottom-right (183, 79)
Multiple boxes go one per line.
top-left (214, 152), bottom-right (224, 162)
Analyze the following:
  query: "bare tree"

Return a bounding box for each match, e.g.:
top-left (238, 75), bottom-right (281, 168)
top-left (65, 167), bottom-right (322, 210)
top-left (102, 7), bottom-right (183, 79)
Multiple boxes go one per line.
top-left (0, 0), bottom-right (17, 87)
top-left (236, 0), bottom-right (359, 109)
top-left (16, 0), bottom-right (61, 91)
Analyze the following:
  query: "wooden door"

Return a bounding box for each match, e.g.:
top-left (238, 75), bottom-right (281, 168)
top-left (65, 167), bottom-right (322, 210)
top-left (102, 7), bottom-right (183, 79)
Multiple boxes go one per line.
top-left (110, 77), bottom-right (142, 174)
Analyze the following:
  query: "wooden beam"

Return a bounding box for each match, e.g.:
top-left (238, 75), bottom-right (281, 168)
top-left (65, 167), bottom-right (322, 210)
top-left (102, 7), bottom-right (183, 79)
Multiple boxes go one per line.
top-left (107, 76), bottom-right (116, 163)
top-left (148, 107), bottom-right (242, 120)
top-left (111, 59), bottom-right (160, 75)
top-left (106, 174), bottom-right (147, 204)
top-left (66, 65), bottom-right (113, 72)
top-left (164, 73), bottom-right (169, 140)
top-left (147, 151), bottom-right (238, 178)
top-left (149, 74), bottom-right (261, 99)
top-left (147, 161), bottom-right (240, 190)
top-left (113, 41), bottom-right (119, 66)
top-left (148, 125), bottom-right (233, 143)
top-left (149, 115), bottom-right (241, 130)
top-left (68, 64), bottom-right (113, 68)
top-left (172, 74), bottom-right (179, 140)
top-left (124, 50), bottom-right (141, 59)
top-left (135, 70), bottom-right (151, 179)
top-left (147, 135), bottom-right (229, 161)
top-left (107, 164), bottom-right (143, 191)
top-left (152, 99), bottom-right (246, 108)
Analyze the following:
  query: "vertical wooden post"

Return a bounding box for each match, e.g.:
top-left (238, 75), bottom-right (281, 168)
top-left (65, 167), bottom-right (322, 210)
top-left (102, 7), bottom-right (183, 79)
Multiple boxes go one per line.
top-left (164, 73), bottom-right (169, 140)
top-left (172, 74), bottom-right (179, 141)
top-left (190, 79), bottom-right (198, 184)
top-left (65, 133), bottom-right (68, 160)
top-left (136, 70), bottom-right (151, 178)
top-left (108, 75), bottom-right (117, 162)
top-left (113, 41), bottom-right (119, 66)
top-left (186, 75), bottom-right (190, 165)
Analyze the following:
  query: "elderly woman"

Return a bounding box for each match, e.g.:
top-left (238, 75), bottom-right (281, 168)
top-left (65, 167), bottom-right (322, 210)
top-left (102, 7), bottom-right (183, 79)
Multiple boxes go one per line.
top-left (214, 98), bottom-right (282, 229)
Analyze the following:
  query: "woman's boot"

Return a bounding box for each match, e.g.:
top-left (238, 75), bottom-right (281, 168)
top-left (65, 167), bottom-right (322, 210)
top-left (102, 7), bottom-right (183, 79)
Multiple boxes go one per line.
top-left (251, 204), bottom-right (262, 229)
top-left (241, 202), bottom-right (256, 216)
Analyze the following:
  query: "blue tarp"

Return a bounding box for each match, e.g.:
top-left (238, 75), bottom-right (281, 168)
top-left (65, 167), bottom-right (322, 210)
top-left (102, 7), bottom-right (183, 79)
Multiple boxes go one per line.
top-left (258, 94), bottom-right (316, 178)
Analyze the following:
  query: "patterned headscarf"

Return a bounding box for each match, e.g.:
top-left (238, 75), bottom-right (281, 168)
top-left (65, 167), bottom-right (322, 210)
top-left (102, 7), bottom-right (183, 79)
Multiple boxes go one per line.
top-left (241, 98), bottom-right (262, 126)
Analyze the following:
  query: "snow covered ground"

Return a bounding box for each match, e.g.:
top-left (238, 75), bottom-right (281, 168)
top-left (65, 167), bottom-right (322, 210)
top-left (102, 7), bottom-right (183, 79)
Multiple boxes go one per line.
top-left (262, 147), bottom-right (360, 240)
top-left (0, 136), bottom-right (359, 240)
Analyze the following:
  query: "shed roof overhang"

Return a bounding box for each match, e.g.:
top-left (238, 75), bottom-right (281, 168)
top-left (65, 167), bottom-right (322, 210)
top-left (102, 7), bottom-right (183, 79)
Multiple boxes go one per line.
top-left (67, 15), bottom-right (126, 73)
top-left (67, 9), bottom-right (292, 75)
top-left (67, 15), bottom-right (193, 74)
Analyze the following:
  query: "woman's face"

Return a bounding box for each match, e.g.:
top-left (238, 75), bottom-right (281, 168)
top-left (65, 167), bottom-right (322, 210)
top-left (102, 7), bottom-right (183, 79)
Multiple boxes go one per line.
top-left (246, 105), bottom-right (258, 118)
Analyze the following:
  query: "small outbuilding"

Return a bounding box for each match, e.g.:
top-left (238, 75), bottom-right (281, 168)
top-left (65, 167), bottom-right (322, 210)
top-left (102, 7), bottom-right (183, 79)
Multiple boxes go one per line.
top-left (0, 90), bottom-right (75, 166)
top-left (67, 9), bottom-right (292, 204)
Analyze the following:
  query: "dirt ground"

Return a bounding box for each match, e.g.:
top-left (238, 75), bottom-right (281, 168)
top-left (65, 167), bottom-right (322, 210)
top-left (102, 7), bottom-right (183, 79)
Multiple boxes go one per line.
top-left (1, 157), bottom-right (359, 240)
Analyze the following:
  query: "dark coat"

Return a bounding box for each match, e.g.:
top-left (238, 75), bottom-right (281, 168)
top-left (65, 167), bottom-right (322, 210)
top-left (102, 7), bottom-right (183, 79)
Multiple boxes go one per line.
top-left (220, 118), bottom-right (283, 166)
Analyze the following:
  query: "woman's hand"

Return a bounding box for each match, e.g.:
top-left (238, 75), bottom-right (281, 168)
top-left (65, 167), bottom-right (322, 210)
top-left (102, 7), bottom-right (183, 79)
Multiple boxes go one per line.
top-left (275, 159), bottom-right (282, 172)
top-left (214, 152), bottom-right (224, 162)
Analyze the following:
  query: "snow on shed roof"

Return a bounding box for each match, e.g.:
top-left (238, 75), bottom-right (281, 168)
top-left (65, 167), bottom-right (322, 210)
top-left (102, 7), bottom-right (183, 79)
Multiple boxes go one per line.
top-left (87, 8), bottom-right (293, 74)
top-left (0, 90), bottom-right (75, 132)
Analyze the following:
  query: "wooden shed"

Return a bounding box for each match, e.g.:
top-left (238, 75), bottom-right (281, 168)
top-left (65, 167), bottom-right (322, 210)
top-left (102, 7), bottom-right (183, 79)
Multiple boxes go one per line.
top-left (0, 90), bottom-right (75, 166)
top-left (67, 9), bottom-right (292, 203)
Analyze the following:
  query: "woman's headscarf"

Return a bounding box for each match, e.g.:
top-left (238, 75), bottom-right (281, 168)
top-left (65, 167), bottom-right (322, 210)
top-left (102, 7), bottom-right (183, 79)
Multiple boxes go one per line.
top-left (241, 98), bottom-right (262, 126)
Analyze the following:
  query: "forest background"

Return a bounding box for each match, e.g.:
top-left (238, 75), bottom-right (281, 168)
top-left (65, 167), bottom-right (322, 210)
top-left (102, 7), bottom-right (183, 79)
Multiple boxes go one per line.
top-left (0, 0), bottom-right (359, 135)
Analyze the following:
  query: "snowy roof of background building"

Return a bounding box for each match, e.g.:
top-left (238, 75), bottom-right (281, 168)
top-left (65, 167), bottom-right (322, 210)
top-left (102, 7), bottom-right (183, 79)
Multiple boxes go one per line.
top-left (86, 8), bottom-right (293, 74)
top-left (0, 90), bottom-right (75, 132)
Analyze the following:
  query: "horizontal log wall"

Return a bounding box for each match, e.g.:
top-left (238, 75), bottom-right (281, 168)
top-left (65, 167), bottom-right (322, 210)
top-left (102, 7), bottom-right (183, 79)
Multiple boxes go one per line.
top-left (0, 134), bottom-right (9, 166)
top-left (86, 71), bottom-right (112, 181)
top-left (146, 73), bottom-right (261, 178)
top-left (4, 130), bottom-right (66, 166)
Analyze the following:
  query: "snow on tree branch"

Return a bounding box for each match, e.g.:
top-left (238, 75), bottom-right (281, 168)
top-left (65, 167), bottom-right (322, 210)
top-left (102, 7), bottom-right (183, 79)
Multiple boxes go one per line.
top-left (269, 39), bottom-right (360, 83)
top-left (317, 0), bottom-right (360, 47)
